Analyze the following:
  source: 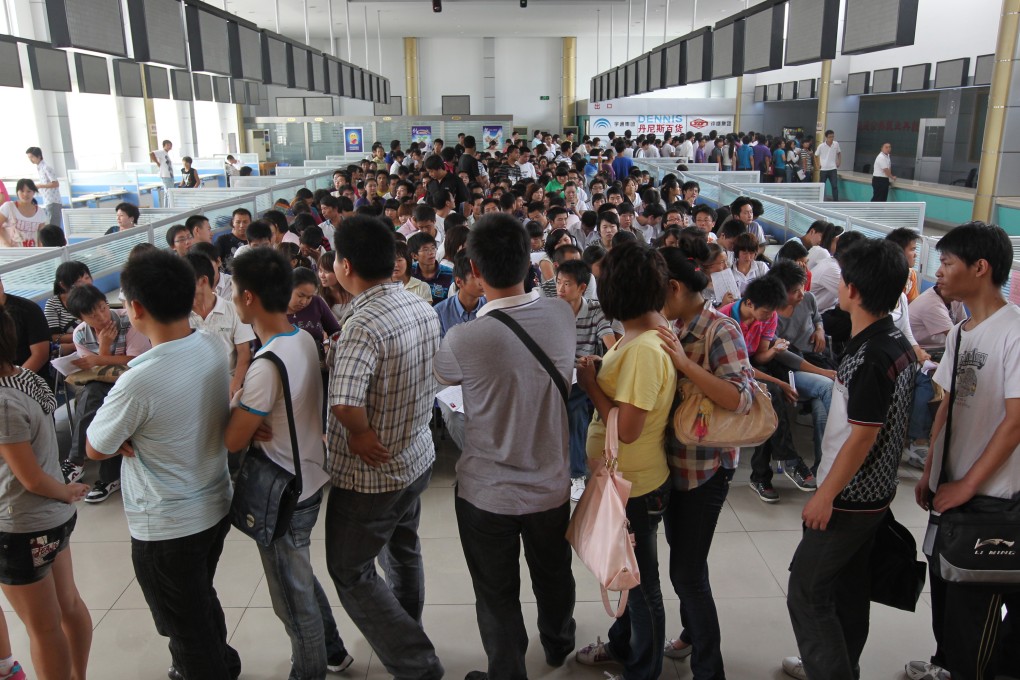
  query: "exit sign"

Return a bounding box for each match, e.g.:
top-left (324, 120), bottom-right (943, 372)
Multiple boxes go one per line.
top-left (540, 95), bottom-right (550, 100)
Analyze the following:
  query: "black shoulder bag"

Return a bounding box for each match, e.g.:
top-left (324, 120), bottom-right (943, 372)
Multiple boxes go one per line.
top-left (934, 324), bottom-right (1020, 585)
top-left (488, 309), bottom-right (569, 405)
top-left (229, 352), bottom-right (304, 547)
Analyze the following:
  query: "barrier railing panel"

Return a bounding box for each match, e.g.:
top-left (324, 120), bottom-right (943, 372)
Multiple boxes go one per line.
top-left (167, 189), bottom-right (253, 210)
top-left (729, 184), bottom-right (826, 203)
top-left (0, 248), bottom-right (62, 264)
top-left (0, 249), bottom-right (65, 299)
top-left (802, 202), bottom-right (925, 233)
top-left (64, 208), bottom-right (188, 241)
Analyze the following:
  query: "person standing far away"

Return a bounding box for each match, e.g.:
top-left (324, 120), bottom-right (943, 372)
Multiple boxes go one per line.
top-left (25, 147), bottom-right (62, 229)
top-left (909, 222), bottom-right (1020, 680)
top-left (225, 247), bottom-right (355, 679)
top-left (325, 216), bottom-right (445, 680)
top-left (782, 238), bottom-right (918, 680)
top-left (85, 250), bottom-right (240, 680)
top-left (150, 139), bottom-right (175, 208)
top-left (815, 130), bottom-right (841, 201)
top-left (871, 142), bottom-right (895, 202)
top-left (434, 213), bottom-right (577, 680)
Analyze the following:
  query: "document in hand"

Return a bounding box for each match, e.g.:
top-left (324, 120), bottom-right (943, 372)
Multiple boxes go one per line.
top-left (711, 269), bottom-right (740, 302)
top-left (436, 385), bottom-right (464, 413)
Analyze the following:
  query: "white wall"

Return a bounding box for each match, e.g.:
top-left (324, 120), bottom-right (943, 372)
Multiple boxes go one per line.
top-left (417, 37), bottom-right (486, 116)
top-left (494, 38), bottom-right (561, 132)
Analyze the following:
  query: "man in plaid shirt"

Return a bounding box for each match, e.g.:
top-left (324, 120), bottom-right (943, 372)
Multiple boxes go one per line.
top-left (325, 216), bottom-right (444, 680)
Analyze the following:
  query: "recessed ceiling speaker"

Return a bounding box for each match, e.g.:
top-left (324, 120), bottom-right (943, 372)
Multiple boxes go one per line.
top-left (432, 0), bottom-right (442, 12)
top-left (520, 0), bottom-right (528, 6)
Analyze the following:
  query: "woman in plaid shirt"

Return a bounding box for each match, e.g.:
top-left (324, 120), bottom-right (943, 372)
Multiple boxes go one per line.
top-left (656, 246), bottom-right (755, 679)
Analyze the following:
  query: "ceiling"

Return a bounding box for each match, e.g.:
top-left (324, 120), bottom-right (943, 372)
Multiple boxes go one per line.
top-left (219, 0), bottom-right (751, 42)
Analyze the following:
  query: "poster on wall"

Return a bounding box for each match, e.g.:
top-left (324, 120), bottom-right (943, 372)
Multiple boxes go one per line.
top-left (482, 125), bottom-right (503, 149)
top-left (586, 114), bottom-right (734, 137)
top-left (411, 125), bottom-right (432, 147)
top-left (344, 127), bottom-right (364, 153)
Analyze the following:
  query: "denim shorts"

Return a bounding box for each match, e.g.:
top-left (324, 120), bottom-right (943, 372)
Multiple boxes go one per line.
top-left (0, 513), bottom-right (77, 586)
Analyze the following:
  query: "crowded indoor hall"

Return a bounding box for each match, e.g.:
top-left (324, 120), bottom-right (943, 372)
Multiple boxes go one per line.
top-left (0, 0), bottom-right (1019, 679)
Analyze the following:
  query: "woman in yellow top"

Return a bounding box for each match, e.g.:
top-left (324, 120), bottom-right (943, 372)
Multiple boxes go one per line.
top-left (575, 242), bottom-right (676, 680)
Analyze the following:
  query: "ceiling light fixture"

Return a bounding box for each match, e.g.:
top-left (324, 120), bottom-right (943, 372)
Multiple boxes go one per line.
top-left (520, 0), bottom-right (528, 7)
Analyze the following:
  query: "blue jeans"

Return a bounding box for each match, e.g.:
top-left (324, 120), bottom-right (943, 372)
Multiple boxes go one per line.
top-left (664, 468), bottom-right (733, 680)
top-left (258, 490), bottom-right (347, 680)
top-left (607, 480), bottom-right (670, 680)
top-left (324, 469), bottom-right (443, 680)
top-left (793, 370), bottom-right (833, 467)
top-left (908, 371), bottom-right (935, 441)
top-left (455, 494), bottom-right (576, 680)
top-left (567, 386), bottom-right (593, 479)
top-left (820, 169), bottom-right (840, 200)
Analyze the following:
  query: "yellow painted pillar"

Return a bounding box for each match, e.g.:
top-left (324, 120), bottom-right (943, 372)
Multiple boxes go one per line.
top-left (734, 76), bottom-right (743, 133)
top-left (973, 0), bottom-right (1019, 223)
top-left (404, 37), bottom-right (420, 116)
top-left (814, 59), bottom-right (832, 183)
top-left (562, 37), bottom-right (577, 130)
top-left (140, 67), bottom-right (159, 153)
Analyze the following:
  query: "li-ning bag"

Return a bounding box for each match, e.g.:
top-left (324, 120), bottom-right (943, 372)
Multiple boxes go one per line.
top-left (934, 327), bottom-right (1020, 585)
top-left (566, 408), bottom-right (641, 618)
top-left (672, 317), bottom-right (777, 448)
top-left (229, 352), bottom-right (304, 548)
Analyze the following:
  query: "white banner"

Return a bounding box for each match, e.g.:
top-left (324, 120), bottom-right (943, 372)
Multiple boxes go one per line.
top-left (586, 114), bottom-right (734, 137)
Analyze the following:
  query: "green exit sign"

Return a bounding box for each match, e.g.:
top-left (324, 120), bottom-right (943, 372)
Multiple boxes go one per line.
top-left (540, 95), bottom-right (550, 101)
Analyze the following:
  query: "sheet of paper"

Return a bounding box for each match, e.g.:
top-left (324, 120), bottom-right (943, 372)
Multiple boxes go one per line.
top-left (51, 352), bottom-right (81, 378)
top-left (922, 360), bottom-right (939, 374)
top-left (711, 269), bottom-right (740, 302)
top-left (435, 385), bottom-right (464, 413)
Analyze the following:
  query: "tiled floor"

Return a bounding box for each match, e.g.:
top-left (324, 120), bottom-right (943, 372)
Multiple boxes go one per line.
top-left (1, 418), bottom-right (943, 680)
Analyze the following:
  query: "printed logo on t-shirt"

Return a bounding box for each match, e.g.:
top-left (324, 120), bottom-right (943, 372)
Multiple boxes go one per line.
top-left (956, 348), bottom-right (988, 399)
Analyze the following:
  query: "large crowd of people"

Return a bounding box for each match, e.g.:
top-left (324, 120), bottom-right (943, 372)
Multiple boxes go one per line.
top-left (0, 127), bottom-right (1017, 680)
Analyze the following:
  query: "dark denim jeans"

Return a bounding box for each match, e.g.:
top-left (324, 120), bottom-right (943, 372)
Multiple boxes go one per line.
top-left (908, 371), bottom-right (936, 442)
top-left (663, 467), bottom-right (733, 680)
top-left (607, 480), bottom-right (670, 680)
top-left (567, 385), bottom-right (593, 479)
top-left (455, 494), bottom-right (576, 680)
top-left (131, 515), bottom-right (241, 680)
top-left (820, 169), bottom-right (840, 200)
top-left (324, 469), bottom-right (443, 680)
top-left (258, 490), bottom-right (347, 680)
top-left (787, 508), bottom-right (887, 680)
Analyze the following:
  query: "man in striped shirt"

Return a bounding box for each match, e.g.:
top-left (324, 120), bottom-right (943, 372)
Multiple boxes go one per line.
top-left (325, 216), bottom-right (444, 680)
top-left (87, 251), bottom-right (238, 680)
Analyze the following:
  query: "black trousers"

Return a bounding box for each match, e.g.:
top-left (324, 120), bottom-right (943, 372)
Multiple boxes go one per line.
top-left (132, 516), bottom-right (241, 680)
top-left (455, 495), bottom-right (576, 680)
top-left (927, 556), bottom-right (1020, 680)
top-left (871, 176), bottom-right (890, 202)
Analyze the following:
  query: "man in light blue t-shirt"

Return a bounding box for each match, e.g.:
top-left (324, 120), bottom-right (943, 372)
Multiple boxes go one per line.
top-left (87, 250), bottom-right (238, 680)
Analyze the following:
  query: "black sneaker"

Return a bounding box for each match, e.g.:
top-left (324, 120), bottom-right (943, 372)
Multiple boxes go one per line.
top-left (167, 667), bottom-right (183, 680)
top-left (327, 652), bottom-right (354, 673)
top-left (61, 460), bottom-right (84, 484)
top-left (465, 673), bottom-right (488, 680)
top-left (84, 480), bottom-right (120, 504)
top-left (783, 461), bottom-right (817, 492)
top-left (749, 481), bottom-right (780, 503)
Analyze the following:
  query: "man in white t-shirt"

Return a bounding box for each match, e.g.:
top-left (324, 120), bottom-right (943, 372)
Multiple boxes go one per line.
top-left (815, 130), bottom-right (841, 200)
top-left (150, 139), bottom-right (175, 207)
top-left (26, 146), bottom-right (62, 228)
top-left (913, 222), bottom-right (1020, 680)
top-left (225, 247), bottom-right (354, 678)
top-left (871, 143), bottom-right (895, 202)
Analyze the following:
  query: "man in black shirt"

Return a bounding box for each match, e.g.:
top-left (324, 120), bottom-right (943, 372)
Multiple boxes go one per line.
top-left (424, 155), bottom-right (469, 209)
top-left (457, 135), bottom-right (481, 182)
top-left (0, 275), bottom-right (49, 378)
top-left (218, 208), bottom-right (251, 271)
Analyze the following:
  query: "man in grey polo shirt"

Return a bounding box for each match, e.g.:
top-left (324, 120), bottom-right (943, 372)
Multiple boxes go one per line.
top-left (87, 250), bottom-right (238, 680)
top-left (435, 213), bottom-right (577, 680)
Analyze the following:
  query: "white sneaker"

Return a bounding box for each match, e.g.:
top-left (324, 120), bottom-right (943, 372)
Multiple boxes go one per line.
top-left (905, 660), bottom-right (951, 680)
top-left (781, 656), bottom-right (808, 680)
top-left (570, 477), bottom-right (586, 503)
top-left (904, 444), bottom-right (928, 470)
top-left (664, 638), bottom-right (693, 660)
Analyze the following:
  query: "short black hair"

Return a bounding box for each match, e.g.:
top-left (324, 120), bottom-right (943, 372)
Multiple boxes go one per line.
top-left (775, 239), bottom-right (809, 263)
top-left (936, 221), bottom-right (1013, 287)
top-left (246, 220), bottom-right (272, 242)
top-left (732, 232), bottom-right (759, 255)
top-left (185, 252), bottom-right (216, 286)
top-left (834, 230), bottom-right (867, 263)
top-left (467, 213), bottom-right (530, 288)
top-left (166, 224), bottom-right (189, 248)
top-left (120, 251), bottom-right (196, 323)
top-left (556, 259), bottom-right (591, 287)
top-left (188, 240), bottom-right (220, 264)
top-left (839, 238), bottom-right (909, 316)
top-left (38, 224), bottom-right (66, 247)
top-left (597, 242), bottom-right (669, 321)
top-left (806, 220), bottom-right (829, 235)
top-left (582, 244), bottom-right (607, 266)
top-left (293, 266), bottom-right (318, 289)
top-left (423, 155), bottom-right (445, 171)
top-left (53, 261), bottom-right (91, 296)
top-left (300, 226), bottom-right (324, 248)
top-left (231, 248), bottom-right (293, 313)
top-left (452, 251), bottom-right (473, 282)
top-left (768, 260), bottom-right (807, 292)
top-left (612, 231), bottom-right (638, 248)
top-left (66, 284), bottom-right (107, 318)
top-left (333, 216), bottom-right (396, 280)
top-left (719, 218), bottom-right (747, 240)
top-left (184, 214), bottom-right (209, 233)
top-left (232, 207), bottom-right (252, 220)
top-left (116, 202), bottom-right (140, 223)
top-left (552, 243), bottom-right (582, 264)
top-left (885, 227), bottom-right (920, 251)
top-left (692, 204), bottom-right (717, 222)
top-left (743, 276), bottom-right (787, 311)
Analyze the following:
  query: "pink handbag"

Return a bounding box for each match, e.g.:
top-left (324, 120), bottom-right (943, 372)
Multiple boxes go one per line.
top-left (565, 408), bottom-right (641, 617)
